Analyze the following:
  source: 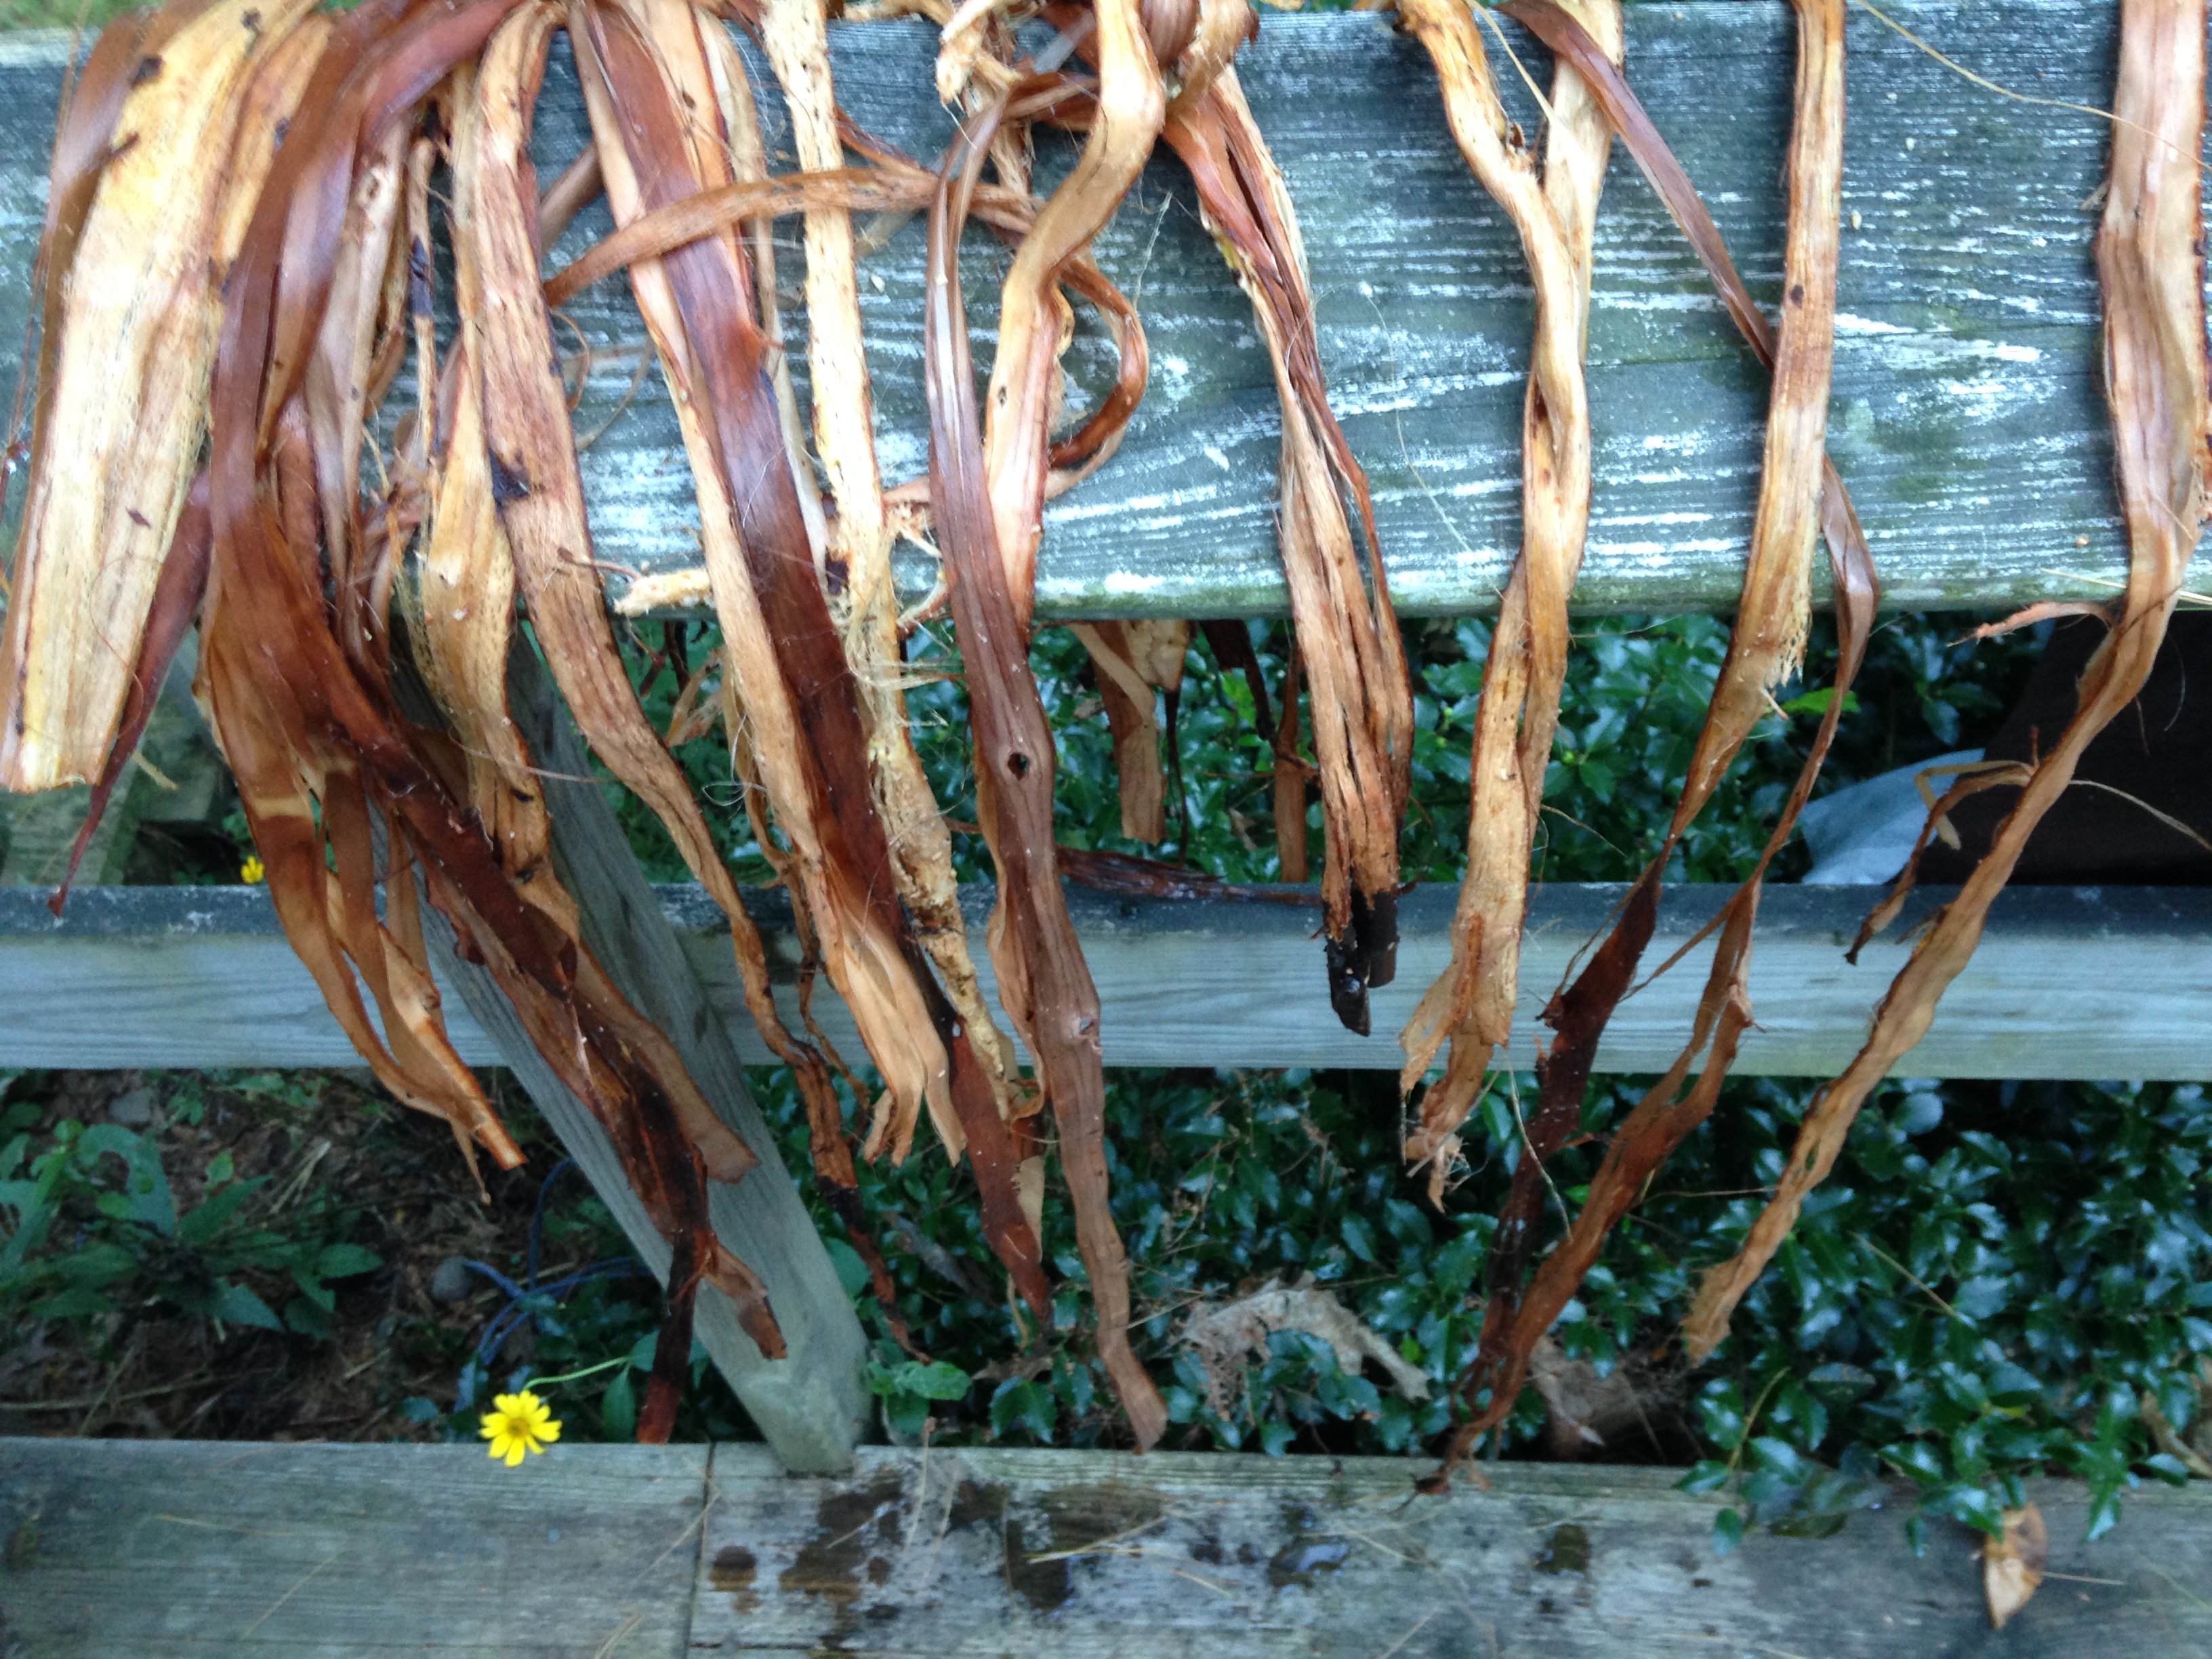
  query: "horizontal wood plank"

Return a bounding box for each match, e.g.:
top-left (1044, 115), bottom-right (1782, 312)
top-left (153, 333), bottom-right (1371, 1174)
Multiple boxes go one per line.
top-left (693, 1443), bottom-right (2212, 1658)
top-left (5, 1438), bottom-right (2207, 1657)
top-left (0, 5), bottom-right (2198, 616)
top-left (3, 879), bottom-right (2208, 1081)
top-left (0, 1439), bottom-right (708, 1658)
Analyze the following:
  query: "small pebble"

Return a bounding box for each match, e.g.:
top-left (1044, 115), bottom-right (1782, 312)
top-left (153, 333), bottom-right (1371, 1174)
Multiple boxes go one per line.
top-left (1850, 211), bottom-right (1862, 230)
top-left (1904, 136), bottom-right (1916, 152)
top-left (107, 1088), bottom-right (153, 1128)
top-left (430, 1256), bottom-right (476, 1305)
top-left (2076, 535), bottom-right (2091, 548)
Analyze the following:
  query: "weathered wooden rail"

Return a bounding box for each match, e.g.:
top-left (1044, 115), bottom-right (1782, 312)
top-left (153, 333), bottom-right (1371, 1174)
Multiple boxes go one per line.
top-left (2, 1438), bottom-right (2208, 1657)
top-left (5, 878), bottom-right (2210, 1082)
top-left (0, 3), bottom-right (2199, 617)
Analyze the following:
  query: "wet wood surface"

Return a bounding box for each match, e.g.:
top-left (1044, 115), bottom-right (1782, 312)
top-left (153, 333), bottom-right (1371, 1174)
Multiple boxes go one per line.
top-left (3, 878), bottom-right (2209, 1082)
top-left (3, 1438), bottom-right (2207, 1656)
top-left (0, 3), bottom-right (2198, 618)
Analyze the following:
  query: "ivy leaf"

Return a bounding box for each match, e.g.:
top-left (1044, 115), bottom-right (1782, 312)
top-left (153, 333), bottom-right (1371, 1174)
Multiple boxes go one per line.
top-left (897, 1361), bottom-right (974, 1403)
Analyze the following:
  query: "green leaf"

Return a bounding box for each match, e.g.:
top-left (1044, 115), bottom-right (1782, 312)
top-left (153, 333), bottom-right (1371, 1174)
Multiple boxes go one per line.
top-left (178, 1181), bottom-right (258, 1249)
top-left (989, 1378), bottom-right (1057, 1443)
top-left (1780, 687), bottom-right (1860, 719)
top-left (602, 1368), bottom-right (638, 1441)
top-left (1677, 1460), bottom-right (1732, 1496)
top-left (315, 1244), bottom-right (382, 1280)
top-left (1710, 1508), bottom-right (1746, 1556)
top-left (283, 1296), bottom-right (333, 1338)
top-left (30, 1286), bottom-right (116, 1319)
top-left (209, 1282), bottom-right (283, 1330)
top-left (825, 1239), bottom-right (870, 1300)
top-left (1339, 1214), bottom-right (1378, 1265)
top-left (1806, 1363), bottom-right (1877, 1406)
top-left (895, 1361), bottom-right (973, 1403)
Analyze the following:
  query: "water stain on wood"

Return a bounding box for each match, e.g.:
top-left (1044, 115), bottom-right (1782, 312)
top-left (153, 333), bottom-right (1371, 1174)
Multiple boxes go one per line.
top-left (1268, 1502), bottom-right (1351, 1590)
top-left (1535, 1522), bottom-right (1592, 1576)
top-left (777, 1469), bottom-right (906, 1635)
top-left (708, 1543), bottom-right (756, 1610)
top-left (998, 1481), bottom-right (1168, 1616)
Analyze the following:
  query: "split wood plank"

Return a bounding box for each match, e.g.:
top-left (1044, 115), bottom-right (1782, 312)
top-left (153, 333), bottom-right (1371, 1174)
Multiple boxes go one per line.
top-left (0, 3), bottom-right (2199, 619)
top-left (405, 646), bottom-right (868, 1475)
top-left (3, 878), bottom-right (2208, 1082)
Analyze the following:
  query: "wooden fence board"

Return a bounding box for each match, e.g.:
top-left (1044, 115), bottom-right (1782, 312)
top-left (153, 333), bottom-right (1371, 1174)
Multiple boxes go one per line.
top-left (3, 879), bottom-right (2207, 1082)
top-left (5, 1438), bottom-right (2208, 1657)
top-left (0, 4), bottom-right (2198, 617)
top-left (0, 1439), bottom-right (708, 1659)
top-left (692, 1443), bottom-right (2212, 1659)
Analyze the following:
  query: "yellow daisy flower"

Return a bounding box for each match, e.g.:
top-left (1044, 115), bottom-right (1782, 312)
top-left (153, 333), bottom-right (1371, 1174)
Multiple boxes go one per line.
top-left (478, 1390), bottom-right (561, 1467)
top-left (239, 855), bottom-right (266, 884)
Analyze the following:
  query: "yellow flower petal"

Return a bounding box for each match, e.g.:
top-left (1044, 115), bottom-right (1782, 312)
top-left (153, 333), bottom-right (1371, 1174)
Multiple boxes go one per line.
top-left (504, 1439), bottom-right (527, 1468)
top-left (536, 1417), bottom-right (562, 1446)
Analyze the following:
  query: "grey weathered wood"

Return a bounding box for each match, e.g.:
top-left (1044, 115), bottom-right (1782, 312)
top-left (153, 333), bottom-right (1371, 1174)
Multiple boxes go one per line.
top-left (413, 647), bottom-right (867, 1475)
top-left (5, 1437), bottom-right (2208, 1658)
top-left (692, 1443), bottom-right (2212, 1658)
top-left (0, 5), bottom-right (2196, 618)
top-left (5, 878), bottom-right (2211, 1082)
top-left (0, 1438), bottom-right (708, 1658)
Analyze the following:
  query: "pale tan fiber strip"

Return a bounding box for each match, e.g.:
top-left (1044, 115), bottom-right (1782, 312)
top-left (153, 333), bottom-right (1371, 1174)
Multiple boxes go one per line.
top-left (977, 0), bottom-right (1164, 628)
top-left (1682, 0), bottom-right (2208, 1359)
top-left (0, 0), bottom-right (323, 791)
top-left (1395, 0), bottom-right (1618, 1158)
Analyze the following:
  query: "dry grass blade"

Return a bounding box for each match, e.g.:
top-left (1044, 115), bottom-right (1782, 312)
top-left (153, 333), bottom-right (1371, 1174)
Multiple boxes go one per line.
top-left (1681, 0), bottom-right (2208, 1359)
top-left (1395, 0), bottom-right (1619, 1159)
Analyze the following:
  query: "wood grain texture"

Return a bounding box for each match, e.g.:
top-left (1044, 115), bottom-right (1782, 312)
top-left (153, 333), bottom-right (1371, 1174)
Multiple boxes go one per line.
top-left (4, 1438), bottom-right (2206, 1658)
top-left (0, 1439), bottom-right (708, 1658)
top-left (0, 5), bottom-right (2199, 617)
top-left (5, 879), bottom-right (2211, 1081)
top-left (415, 647), bottom-right (869, 1475)
top-left (691, 1443), bottom-right (2212, 1658)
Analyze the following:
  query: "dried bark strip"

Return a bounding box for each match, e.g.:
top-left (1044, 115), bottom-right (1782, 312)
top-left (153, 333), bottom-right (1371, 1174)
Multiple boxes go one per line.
top-left (758, 0), bottom-right (1029, 1136)
top-left (177, 0), bottom-right (787, 1412)
top-left (0, 0), bottom-right (321, 792)
top-left (1164, 62), bottom-right (1412, 1031)
top-left (1434, 0), bottom-right (1873, 1469)
top-left (1396, 0), bottom-right (1620, 1150)
top-left (572, 0), bottom-right (1050, 1313)
top-left (1683, 0), bottom-right (2208, 1359)
top-left (926, 100), bottom-right (1167, 1447)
